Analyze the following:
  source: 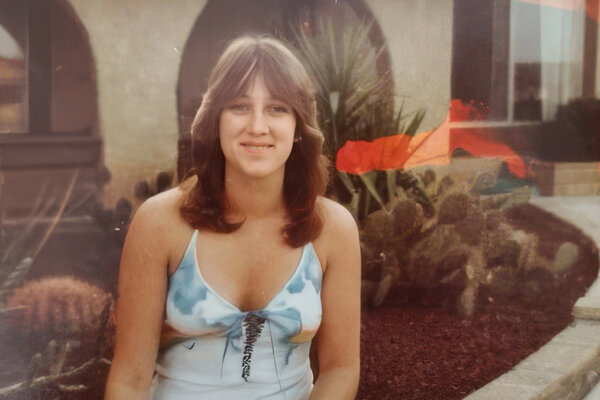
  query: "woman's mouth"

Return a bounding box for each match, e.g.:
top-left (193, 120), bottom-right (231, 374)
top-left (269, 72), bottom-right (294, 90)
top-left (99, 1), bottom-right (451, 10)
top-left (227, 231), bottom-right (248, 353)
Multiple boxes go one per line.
top-left (241, 143), bottom-right (273, 152)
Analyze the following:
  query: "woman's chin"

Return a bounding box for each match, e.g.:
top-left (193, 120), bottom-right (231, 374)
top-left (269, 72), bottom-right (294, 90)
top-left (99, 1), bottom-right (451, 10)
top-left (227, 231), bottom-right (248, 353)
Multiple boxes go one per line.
top-left (231, 163), bottom-right (285, 181)
top-left (245, 170), bottom-right (281, 180)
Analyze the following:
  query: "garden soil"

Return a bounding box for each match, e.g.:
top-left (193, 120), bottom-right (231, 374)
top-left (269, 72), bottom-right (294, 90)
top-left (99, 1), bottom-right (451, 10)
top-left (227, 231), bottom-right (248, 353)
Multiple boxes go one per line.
top-left (358, 203), bottom-right (599, 400)
top-left (1, 203), bottom-right (597, 400)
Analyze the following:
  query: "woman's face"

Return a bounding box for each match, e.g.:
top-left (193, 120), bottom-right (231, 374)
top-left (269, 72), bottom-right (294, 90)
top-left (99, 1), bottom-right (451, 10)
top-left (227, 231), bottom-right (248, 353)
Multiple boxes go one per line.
top-left (219, 75), bottom-right (296, 182)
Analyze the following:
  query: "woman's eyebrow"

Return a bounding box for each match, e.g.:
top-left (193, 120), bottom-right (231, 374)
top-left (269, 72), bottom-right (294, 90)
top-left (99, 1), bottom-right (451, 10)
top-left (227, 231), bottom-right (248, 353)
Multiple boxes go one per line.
top-left (265, 96), bottom-right (290, 104)
top-left (234, 94), bottom-right (288, 103)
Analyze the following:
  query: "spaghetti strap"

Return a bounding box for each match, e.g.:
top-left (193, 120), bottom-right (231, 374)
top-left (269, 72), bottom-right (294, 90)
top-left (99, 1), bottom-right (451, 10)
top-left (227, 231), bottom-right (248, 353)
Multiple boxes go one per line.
top-left (169, 230), bottom-right (199, 278)
top-left (157, 230), bottom-right (323, 399)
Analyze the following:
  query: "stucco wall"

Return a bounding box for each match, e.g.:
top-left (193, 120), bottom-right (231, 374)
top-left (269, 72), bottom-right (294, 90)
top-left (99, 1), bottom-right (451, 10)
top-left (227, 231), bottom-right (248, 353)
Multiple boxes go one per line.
top-left (68, 0), bottom-right (452, 205)
top-left (69, 0), bottom-right (207, 206)
top-left (365, 0), bottom-right (454, 132)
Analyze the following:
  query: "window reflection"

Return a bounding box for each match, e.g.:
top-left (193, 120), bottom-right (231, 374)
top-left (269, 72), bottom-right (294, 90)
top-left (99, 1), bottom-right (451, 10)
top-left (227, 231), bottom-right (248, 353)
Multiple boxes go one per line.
top-left (0, 2), bottom-right (27, 134)
top-left (453, 0), bottom-right (588, 123)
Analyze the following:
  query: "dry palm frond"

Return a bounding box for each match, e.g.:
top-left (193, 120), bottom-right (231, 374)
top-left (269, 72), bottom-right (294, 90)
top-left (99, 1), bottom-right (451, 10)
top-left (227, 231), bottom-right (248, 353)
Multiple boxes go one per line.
top-left (0, 169), bottom-right (79, 303)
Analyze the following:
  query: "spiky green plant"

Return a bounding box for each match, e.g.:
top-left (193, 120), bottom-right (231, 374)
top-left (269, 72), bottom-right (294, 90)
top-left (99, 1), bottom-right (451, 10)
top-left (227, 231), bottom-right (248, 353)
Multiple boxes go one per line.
top-left (454, 207), bottom-right (485, 246)
top-left (437, 192), bottom-right (473, 225)
top-left (406, 225), bottom-right (468, 284)
top-left (362, 208), bottom-right (395, 254)
top-left (420, 168), bottom-right (437, 188)
top-left (392, 199), bottom-right (423, 241)
top-left (6, 277), bottom-right (112, 340)
top-left (482, 227), bottom-right (521, 269)
top-left (484, 209), bottom-right (506, 230)
top-left (293, 16), bottom-right (391, 152)
top-left (360, 166), bottom-right (580, 315)
top-left (292, 15), bottom-right (427, 221)
top-left (517, 234), bottom-right (541, 272)
top-left (1, 170), bottom-right (79, 305)
top-left (0, 281), bottom-right (113, 399)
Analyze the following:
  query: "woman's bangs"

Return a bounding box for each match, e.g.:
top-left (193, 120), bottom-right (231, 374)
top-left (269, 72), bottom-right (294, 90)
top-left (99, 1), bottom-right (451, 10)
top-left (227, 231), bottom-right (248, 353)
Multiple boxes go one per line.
top-left (218, 53), bottom-right (261, 105)
top-left (259, 57), bottom-right (302, 110)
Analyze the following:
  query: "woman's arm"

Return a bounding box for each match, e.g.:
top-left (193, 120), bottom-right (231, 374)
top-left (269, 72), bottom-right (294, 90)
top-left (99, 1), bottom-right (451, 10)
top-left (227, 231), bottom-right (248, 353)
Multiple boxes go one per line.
top-left (310, 200), bottom-right (361, 400)
top-left (104, 197), bottom-right (172, 400)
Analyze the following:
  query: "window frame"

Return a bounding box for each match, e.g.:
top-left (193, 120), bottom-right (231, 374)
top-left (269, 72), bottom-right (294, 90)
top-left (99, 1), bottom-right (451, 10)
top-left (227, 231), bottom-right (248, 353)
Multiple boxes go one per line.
top-left (0, 0), bottom-right (100, 171)
top-left (451, 0), bottom-right (598, 128)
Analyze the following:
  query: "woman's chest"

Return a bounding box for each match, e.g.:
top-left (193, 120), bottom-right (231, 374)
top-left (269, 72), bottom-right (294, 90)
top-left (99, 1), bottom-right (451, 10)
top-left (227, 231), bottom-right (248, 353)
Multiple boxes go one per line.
top-left (196, 231), bottom-right (307, 311)
top-left (165, 229), bottom-right (323, 342)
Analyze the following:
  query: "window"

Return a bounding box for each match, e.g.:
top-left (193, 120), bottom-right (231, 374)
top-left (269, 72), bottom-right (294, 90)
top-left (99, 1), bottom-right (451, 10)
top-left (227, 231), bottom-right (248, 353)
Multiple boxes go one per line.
top-left (452, 0), bottom-right (591, 123)
top-left (175, 0), bottom-right (392, 178)
top-left (0, 0), bottom-right (100, 220)
top-left (0, 1), bottom-right (27, 133)
top-left (0, 0), bottom-right (97, 136)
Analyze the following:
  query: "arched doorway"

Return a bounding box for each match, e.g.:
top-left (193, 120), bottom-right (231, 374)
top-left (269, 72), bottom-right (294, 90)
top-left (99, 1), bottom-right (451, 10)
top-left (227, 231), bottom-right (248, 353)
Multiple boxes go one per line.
top-left (1, 0), bottom-right (106, 285)
top-left (175, 0), bottom-right (393, 179)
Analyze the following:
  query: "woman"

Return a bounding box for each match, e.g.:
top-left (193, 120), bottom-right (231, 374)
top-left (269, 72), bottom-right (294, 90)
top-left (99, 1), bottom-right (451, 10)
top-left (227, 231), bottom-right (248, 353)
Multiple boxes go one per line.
top-left (105, 36), bottom-right (360, 400)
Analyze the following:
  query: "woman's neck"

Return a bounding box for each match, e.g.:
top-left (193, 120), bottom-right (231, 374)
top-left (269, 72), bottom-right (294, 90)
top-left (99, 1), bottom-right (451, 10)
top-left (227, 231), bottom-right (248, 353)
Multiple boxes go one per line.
top-left (224, 170), bottom-right (286, 220)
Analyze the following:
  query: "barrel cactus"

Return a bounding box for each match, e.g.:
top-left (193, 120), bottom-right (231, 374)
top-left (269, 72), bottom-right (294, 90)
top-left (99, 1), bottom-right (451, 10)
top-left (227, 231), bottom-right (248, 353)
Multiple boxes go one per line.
top-left (6, 277), bottom-right (113, 341)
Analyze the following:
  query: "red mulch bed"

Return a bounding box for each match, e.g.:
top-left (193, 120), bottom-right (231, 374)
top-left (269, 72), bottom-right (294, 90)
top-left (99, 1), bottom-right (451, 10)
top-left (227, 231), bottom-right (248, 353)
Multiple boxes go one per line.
top-left (358, 203), bottom-right (600, 400)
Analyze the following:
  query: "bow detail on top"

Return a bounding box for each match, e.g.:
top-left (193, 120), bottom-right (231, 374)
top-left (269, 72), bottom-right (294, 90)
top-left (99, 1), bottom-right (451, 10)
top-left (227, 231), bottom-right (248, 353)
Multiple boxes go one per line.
top-left (219, 306), bottom-right (303, 382)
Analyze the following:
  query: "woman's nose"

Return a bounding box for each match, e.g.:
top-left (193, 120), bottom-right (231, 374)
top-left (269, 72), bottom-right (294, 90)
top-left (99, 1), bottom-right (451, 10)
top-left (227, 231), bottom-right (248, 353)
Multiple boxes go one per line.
top-left (249, 111), bottom-right (269, 135)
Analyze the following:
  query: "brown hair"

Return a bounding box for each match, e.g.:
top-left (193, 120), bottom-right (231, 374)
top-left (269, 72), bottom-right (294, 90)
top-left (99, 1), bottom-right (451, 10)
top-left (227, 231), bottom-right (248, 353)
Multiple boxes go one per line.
top-left (180, 36), bottom-right (329, 247)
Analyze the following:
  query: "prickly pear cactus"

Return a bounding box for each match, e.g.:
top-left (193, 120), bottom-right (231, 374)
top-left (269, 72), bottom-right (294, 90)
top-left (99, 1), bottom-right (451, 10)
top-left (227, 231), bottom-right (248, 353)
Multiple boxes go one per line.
top-left (438, 192), bottom-right (473, 225)
top-left (406, 225), bottom-right (468, 284)
top-left (359, 166), bottom-right (579, 316)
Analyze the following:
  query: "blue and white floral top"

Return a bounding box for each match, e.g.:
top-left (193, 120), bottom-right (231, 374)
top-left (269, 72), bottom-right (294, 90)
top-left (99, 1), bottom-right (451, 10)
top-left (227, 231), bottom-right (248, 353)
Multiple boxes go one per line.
top-left (153, 230), bottom-right (323, 400)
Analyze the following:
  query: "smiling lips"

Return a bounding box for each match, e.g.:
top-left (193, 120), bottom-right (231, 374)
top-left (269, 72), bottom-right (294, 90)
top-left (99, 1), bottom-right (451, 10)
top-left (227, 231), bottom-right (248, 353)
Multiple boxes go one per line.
top-left (241, 142), bottom-right (274, 153)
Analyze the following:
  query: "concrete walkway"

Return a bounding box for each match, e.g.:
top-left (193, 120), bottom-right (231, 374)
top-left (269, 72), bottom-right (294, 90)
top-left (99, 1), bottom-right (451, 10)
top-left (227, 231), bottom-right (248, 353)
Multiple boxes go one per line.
top-left (464, 195), bottom-right (600, 400)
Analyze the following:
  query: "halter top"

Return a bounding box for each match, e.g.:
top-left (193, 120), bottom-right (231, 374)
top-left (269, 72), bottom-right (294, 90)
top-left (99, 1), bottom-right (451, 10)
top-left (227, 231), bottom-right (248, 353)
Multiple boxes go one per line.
top-left (153, 230), bottom-right (323, 400)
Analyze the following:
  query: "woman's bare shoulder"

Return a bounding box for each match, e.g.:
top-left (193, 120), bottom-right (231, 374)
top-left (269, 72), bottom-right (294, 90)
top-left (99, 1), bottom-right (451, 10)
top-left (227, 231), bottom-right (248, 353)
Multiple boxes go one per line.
top-left (130, 186), bottom-right (190, 239)
top-left (314, 197), bottom-right (359, 264)
top-left (317, 196), bottom-right (358, 236)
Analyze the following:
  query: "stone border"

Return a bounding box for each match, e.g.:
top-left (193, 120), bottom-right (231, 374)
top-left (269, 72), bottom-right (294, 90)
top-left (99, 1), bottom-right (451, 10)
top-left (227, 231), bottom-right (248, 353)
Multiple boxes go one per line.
top-left (464, 319), bottom-right (600, 400)
top-left (464, 196), bottom-right (600, 400)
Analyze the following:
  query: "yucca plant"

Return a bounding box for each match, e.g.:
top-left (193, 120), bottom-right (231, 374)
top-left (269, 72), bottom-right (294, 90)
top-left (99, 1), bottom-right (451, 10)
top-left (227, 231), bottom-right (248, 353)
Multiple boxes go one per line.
top-left (292, 15), bottom-right (427, 220)
top-left (0, 170), bottom-right (79, 307)
top-left (293, 15), bottom-right (390, 151)
top-left (0, 169), bottom-right (117, 399)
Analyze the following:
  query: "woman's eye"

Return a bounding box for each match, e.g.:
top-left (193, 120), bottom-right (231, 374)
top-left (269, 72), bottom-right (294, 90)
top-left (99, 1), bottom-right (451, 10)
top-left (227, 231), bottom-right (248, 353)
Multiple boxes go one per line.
top-left (229, 104), bottom-right (249, 112)
top-left (269, 105), bottom-right (289, 113)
